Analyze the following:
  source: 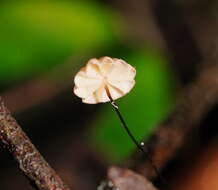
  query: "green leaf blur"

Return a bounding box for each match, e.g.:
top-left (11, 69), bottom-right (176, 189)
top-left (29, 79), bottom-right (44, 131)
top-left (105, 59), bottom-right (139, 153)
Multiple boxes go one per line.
top-left (0, 0), bottom-right (176, 164)
top-left (0, 1), bottom-right (121, 85)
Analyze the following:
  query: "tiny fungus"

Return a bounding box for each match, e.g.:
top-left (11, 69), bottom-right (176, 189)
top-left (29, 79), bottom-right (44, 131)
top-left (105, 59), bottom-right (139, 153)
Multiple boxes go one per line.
top-left (74, 56), bottom-right (136, 104)
top-left (73, 56), bottom-right (165, 185)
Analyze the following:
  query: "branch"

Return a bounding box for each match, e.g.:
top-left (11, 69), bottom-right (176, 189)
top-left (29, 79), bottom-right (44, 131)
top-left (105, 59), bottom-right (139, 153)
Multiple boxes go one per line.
top-left (0, 97), bottom-right (71, 190)
top-left (98, 166), bottom-right (158, 190)
top-left (127, 64), bottom-right (218, 179)
top-left (1, 57), bottom-right (75, 114)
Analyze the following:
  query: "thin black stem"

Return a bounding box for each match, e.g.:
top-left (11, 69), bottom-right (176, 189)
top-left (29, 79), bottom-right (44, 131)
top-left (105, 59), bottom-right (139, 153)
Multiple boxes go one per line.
top-left (110, 101), bottom-right (166, 183)
top-left (109, 104), bottom-right (168, 189)
top-left (105, 86), bottom-right (169, 188)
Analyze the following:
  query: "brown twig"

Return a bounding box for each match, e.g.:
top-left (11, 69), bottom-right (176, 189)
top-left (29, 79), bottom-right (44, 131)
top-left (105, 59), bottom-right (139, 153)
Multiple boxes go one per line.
top-left (127, 64), bottom-right (218, 179)
top-left (107, 166), bottom-right (158, 190)
top-left (149, 0), bottom-right (202, 84)
top-left (0, 96), bottom-right (71, 190)
top-left (1, 57), bottom-right (77, 114)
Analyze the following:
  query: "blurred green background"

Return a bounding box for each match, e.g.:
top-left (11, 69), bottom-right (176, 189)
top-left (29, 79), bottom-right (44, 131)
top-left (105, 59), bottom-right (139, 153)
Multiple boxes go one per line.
top-left (0, 0), bottom-right (175, 161)
top-left (0, 0), bottom-right (120, 87)
top-left (0, 1), bottom-right (176, 187)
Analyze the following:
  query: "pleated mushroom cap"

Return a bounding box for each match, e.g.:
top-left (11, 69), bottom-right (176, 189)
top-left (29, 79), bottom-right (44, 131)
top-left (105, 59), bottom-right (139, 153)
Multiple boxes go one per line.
top-left (74, 56), bottom-right (136, 104)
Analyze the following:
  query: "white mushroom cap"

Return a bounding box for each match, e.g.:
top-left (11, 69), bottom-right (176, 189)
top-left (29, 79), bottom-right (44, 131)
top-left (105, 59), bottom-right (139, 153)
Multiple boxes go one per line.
top-left (73, 56), bottom-right (136, 104)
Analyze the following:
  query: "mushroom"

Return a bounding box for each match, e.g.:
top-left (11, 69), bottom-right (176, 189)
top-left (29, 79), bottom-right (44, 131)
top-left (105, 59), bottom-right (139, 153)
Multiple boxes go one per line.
top-left (73, 56), bottom-right (164, 185)
top-left (73, 56), bottom-right (136, 104)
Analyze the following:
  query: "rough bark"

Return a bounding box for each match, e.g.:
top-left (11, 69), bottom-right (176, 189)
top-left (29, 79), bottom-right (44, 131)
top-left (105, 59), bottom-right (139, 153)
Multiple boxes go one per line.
top-left (98, 166), bottom-right (158, 190)
top-left (0, 97), bottom-right (71, 190)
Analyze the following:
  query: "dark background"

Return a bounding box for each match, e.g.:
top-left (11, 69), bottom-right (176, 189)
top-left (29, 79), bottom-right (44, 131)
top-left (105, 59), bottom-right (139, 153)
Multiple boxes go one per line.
top-left (0, 0), bottom-right (218, 189)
